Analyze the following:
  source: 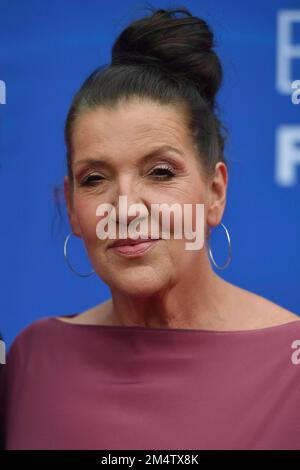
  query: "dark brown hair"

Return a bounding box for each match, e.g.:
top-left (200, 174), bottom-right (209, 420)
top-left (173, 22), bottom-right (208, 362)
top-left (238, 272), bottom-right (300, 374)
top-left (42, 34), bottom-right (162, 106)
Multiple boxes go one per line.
top-left (64, 5), bottom-right (229, 192)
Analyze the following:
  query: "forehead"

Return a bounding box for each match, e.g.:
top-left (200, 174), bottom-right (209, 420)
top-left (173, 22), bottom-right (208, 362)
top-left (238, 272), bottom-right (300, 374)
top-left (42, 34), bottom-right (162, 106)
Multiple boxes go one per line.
top-left (71, 99), bottom-right (192, 159)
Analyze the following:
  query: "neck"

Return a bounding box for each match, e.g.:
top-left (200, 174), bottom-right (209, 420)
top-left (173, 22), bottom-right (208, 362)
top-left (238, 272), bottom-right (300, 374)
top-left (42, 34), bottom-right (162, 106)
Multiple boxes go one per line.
top-left (108, 253), bottom-right (233, 331)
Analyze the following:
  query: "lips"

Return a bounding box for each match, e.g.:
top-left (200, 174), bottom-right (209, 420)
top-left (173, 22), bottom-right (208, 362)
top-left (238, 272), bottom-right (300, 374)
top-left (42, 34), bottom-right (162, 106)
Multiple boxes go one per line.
top-left (108, 237), bottom-right (160, 248)
top-left (111, 240), bottom-right (159, 256)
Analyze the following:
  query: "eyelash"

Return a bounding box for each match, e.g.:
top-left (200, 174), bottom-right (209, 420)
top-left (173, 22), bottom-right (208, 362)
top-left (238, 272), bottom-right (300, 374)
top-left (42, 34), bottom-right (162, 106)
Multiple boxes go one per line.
top-left (80, 174), bottom-right (103, 187)
top-left (80, 164), bottom-right (176, 186)
top-left (149, 164), bottom-right (176, 180)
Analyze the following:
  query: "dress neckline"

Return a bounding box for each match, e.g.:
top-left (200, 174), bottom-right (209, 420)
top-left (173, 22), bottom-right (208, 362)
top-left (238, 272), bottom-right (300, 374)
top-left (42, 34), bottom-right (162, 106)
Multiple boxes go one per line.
top-left (50, 315), bottom-right (300, 336)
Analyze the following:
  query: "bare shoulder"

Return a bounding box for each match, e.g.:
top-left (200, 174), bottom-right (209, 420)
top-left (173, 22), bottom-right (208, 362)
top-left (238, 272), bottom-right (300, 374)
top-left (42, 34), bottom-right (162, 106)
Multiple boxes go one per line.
top-left (56, 299), bottom-right (114, 326)
top-left (231, 282), bottom-right (300, 329)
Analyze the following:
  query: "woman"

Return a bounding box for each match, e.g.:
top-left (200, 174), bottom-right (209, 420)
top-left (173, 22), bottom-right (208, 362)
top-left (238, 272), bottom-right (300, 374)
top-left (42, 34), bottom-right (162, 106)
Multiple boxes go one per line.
top-left (2, 6), bottom-right (300, 450)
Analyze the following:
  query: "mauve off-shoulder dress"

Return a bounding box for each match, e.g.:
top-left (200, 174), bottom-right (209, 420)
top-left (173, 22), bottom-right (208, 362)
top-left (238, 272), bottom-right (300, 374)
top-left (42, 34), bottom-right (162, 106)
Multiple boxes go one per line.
top-left (1, 314), bottom-right (300, 450)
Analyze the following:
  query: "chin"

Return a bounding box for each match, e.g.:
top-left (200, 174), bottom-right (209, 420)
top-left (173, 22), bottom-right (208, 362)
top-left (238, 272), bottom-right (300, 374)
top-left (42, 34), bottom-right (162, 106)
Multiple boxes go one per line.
top-left (111, 270), bottom-right (165, 297)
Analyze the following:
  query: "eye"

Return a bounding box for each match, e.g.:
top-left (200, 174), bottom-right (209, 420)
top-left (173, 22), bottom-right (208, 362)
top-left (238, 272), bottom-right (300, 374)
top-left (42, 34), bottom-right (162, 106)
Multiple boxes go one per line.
top-left (149, 164), bottom-right (176, 180)
top-left (80, 174), bottom-right (104, 187)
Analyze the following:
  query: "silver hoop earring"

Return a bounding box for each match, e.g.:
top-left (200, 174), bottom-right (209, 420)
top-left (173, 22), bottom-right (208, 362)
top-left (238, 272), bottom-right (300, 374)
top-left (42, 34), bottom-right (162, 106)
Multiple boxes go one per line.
top-left (207, 222), bottom-right (232, 270)
top-left (64, 232), bottom-right (95, 277)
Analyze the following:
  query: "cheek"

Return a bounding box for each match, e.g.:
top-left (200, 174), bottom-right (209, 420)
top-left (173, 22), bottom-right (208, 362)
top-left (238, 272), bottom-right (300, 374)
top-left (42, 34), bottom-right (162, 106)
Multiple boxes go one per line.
top-left (184, 182), bottom-right (208, 234)
top-left (146, 186), bottom-right (208, 241)
top-left (73, 197), bottom-right (101, 241)
top-left (166, 187), bottom-right (207, 237)
top-left (190, 197), bottom-right (207, 234)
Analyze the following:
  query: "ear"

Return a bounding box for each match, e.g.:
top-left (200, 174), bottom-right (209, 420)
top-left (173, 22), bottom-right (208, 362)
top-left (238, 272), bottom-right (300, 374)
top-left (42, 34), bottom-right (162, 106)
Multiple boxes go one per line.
top-left (64, 175), bottom-right (82, 238)
top-left (207, 162), bottom-right (228, 228)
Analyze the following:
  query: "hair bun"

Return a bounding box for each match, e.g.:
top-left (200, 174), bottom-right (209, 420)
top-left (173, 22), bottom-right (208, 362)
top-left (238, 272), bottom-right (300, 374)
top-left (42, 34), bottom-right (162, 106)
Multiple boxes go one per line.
top-left (111, 7), bottom-right (222, 107)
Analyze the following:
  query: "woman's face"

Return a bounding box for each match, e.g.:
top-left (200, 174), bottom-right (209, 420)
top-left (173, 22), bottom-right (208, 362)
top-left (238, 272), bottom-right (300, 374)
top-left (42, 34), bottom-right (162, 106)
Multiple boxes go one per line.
top-left (64, 98), bottom-right (227, 295)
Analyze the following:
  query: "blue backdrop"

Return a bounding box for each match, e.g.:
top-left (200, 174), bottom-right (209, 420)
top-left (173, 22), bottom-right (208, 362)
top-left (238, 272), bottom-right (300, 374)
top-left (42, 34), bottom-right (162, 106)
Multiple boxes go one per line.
top-left (0, 0), bottom-right (299, 349)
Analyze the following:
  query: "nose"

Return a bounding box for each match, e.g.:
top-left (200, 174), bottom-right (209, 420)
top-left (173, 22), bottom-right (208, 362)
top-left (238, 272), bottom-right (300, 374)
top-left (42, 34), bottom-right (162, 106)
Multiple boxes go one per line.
top-left (111, 176), bottom-right (149, 227)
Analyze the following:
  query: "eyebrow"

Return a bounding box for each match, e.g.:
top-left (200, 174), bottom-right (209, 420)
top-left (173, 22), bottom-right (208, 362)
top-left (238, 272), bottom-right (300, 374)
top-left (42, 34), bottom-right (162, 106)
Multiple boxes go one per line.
top-left (73, 145), bottom-right (184, 168)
